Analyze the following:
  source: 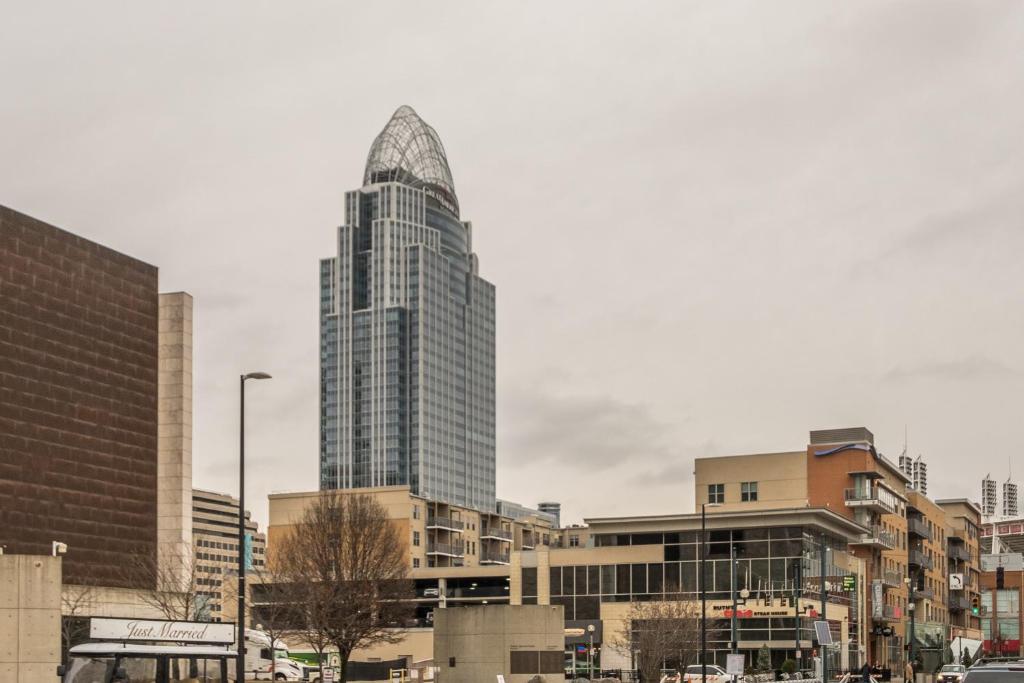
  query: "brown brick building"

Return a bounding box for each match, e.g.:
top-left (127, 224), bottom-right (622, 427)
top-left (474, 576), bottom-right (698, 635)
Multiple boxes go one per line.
top-left (0, 205), bottom-right (159, 588)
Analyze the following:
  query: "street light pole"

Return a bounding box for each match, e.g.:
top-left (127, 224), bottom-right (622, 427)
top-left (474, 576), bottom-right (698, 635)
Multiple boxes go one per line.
top-left (237, 371), bottom-right (271, 681)
top-left (701, 502), bottom-right (721, 683)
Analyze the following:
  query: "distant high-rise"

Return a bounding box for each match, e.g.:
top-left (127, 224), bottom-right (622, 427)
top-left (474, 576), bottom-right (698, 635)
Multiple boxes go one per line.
top-left (1003, 480), bottom-right (1019, 518)
top-left (982, 475), bottom-right (998, 517)
top-left (319, 106), bottom-right (496, 511)
top-left (900, 454), bottom-right (928, 496)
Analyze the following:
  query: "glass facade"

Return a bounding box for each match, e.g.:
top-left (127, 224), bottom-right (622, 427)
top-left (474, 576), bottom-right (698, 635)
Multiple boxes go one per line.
top-left (320, 107), bottom-right (496, 511)
top-left (527, 526), bottom-right (859, 667)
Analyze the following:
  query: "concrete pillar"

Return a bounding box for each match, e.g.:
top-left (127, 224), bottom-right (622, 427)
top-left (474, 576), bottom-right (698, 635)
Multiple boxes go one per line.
top-left (0, 555), bottom-right (62, 682)
top-left (537, 550), bottom-right (550, 606)
top-left (157, 292), bottom-right (194, 591)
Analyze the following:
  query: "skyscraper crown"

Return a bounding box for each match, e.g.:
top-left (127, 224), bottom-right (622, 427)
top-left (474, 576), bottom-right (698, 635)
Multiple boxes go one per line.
top-left (363, 105), bottom-right (459, 215)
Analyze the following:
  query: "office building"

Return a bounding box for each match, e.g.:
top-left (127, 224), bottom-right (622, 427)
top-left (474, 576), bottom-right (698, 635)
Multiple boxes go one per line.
top-left (192, 488), bottom-right (266, 621)
top-left (319, 105), bottom-right (496, 511)
top-left (510, 507), bottom-right (868, 676)
top-left (979, 553), bottom-right (1023, 657)
top-left (1, 206), bottom-right (160, 589)
top-left (538, 502), bottom-right (562, 528)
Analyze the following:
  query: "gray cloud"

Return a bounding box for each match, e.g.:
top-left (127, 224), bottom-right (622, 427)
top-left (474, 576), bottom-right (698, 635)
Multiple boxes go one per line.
top-left (885, 356), bottom-right (1021, 382)
top-left (2, 1), bottom-right (1023, 525)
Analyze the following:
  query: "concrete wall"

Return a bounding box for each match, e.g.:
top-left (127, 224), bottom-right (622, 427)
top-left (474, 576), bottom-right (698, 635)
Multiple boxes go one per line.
top-left (0, 555), bottom-right (61, 682)
top-left (434, 604), bottom-right (565, 683)
top-left (694, 452), bottom-right (808, 511)
top-left (157, 292), bottom-right (194, 592)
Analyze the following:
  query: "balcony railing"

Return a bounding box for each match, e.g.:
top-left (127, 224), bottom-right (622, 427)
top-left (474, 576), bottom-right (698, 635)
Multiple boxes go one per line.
top-left (844, 487), bottom-right (897, 515)
top-left (873, 604), bottom-right (900, 622)
top-left (427, 516), bottom-right (465, 532)
top-left (949, 595), bottom-right (971, 611)
top-left (851, 526), bottom-right (897, 550)
top-left (911, 586), bottom-right (935, 601)
top-left (881, 570), bottom-right (903, 588)
top-left (426, 542), bottom-right (465, 557)
top-left (481, 527), bottom-right (513, 541)
top-left (909, 549), bottom-right (934, 570)
top-left (908, 517), bottom-right (932, 540)
top-left (949, 545), bottom-right (972, 562)
top-left (480, 550), bottom-right (511, 565)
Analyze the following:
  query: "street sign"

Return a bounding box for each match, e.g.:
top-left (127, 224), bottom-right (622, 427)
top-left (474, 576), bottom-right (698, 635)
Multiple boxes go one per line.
top-left (727, 654), bottom-right (745, 676)
top-left (814, 620), bottom-right (833, 645)
top-left (842, 576), bottom-right (856, 591)
top-left (324, 670), bottom-right (334, 682)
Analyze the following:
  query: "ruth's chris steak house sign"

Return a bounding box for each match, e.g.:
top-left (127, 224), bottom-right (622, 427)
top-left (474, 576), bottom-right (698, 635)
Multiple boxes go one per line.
top-left (90, 618), bottom-right (236, 644)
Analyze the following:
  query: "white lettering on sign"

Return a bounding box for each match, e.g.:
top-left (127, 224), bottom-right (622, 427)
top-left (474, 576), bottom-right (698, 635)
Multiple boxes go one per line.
top-left (423, 187), bottom-right (457, 215)
top-left (90, 618), bottom-right (235, 644)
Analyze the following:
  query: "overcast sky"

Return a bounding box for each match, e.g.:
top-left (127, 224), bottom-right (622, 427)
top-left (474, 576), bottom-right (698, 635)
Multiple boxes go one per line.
top-left (3, 1), bottom-right (1023, 527)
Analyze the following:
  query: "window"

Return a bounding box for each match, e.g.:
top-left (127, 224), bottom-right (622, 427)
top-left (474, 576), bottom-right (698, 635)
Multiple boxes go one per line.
top-left (413, 531), bottom-right (420, 547)
top-left (741, 482), bottom-right (758, 502)
top-left (708, 483), bottom-right (725, 504)
top-left (413, 558), bottom-right (420, 568)
top-left (569, 535), bottom-right (580, 548)
top-left (412, 505), bottom-right (420, 520)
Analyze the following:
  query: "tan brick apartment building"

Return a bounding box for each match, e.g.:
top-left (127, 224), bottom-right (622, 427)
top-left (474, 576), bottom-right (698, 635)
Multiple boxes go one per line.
top-left (695, 427), bottom-right (982, 670)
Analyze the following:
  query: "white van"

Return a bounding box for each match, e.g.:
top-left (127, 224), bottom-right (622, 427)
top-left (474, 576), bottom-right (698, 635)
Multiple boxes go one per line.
top-left (244, 629), bottom-right (303, 680)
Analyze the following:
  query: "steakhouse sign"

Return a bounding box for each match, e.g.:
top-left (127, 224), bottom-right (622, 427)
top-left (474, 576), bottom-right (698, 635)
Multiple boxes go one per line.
top-left (90, 618), bottom-right (236, 644)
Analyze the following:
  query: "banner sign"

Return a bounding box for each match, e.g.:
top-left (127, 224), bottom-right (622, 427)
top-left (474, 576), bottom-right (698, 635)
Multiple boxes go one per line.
top-left (90, 618), bottom-right (235, 644)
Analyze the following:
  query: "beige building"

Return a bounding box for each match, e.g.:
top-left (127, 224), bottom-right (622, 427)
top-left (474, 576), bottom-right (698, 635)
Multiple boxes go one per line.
top-left (433, 604), bottom-right (565, 683)
top-left (694, 427), bottom-right (985, 671)
top-left (937, 499), bottom-right (983, 641)
top-left (193, 488), bottom-right (266, 622)
top-left (510, 507), bottom-right (869, 676)
top-left (265, 486), bottom-right (554, 664)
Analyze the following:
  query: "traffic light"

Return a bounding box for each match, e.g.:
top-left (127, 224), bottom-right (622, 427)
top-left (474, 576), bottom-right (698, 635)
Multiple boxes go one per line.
top-left (971, 596), bottom-right (980, 616)
top-left (996, 566), bottom-right (1005, 590)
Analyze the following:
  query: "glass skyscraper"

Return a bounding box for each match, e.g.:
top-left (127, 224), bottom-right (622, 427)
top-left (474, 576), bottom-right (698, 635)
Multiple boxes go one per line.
top-left (319, 106), bottom-right (496, 511)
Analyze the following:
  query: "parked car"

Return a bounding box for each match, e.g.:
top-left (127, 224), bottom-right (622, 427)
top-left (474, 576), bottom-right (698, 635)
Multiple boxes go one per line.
top-left (962, 661), bottom-right (1024, 683)
top-left (682, 664), bottom-right (740, 683)
top-left (660, 672), bottom-right (682, 683)
top-left (937, 664), bottom-right (966, 683)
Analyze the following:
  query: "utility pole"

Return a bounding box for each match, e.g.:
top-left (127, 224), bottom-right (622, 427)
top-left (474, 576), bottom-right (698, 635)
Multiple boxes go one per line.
top-left (821, 534), bottom-right (829, 683)
top-left (731, 543), bottom-right (739, 654)
top-left (795, 558), bottom-right (803, 669)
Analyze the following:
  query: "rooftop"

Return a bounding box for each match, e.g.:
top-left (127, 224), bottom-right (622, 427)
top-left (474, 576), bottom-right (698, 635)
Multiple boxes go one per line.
top-left (363, 105), bottom-right (459, 215)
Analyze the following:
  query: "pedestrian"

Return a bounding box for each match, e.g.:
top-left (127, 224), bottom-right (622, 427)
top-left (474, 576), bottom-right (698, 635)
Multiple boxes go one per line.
top-left (861, 661), bottom-right (873, 682)
top-left (904, 659), bottom-right (914, 683)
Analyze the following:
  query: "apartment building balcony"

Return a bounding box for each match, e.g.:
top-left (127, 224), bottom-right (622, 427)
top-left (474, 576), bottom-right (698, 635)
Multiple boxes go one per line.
top-left (949, 545), bottom-right (972, 563)
top-left (909, 549), bottom-right (934, 570)
top-left (481, 527), bottom-right (513, 541)
top-left (479, 550), bottom-right (511, 565)
top-left (851, 526), bottom-right (897, 550)
top-left (911, 586), bottom-right (935, 601)
top-left (949, 595), bottom-right (971, 611)
top-left (873, 604), bottom-right (900, 622)
top-left (907, 517), bottom-right (932, 540)
top-left (521, 536), bottom-right (535, 550)
top-left (845, 488), bottom-right (897, 515)
top-left (427, 515), bottom-right (465, 532)
top-left (426, 542), bottom-right (465, 558)
top-left (881, 570), bottom-right (903, 588)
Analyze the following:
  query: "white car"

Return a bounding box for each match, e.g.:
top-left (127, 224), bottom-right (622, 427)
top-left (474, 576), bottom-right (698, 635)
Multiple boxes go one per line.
top-left (682, 664), bottom-right (740, 683)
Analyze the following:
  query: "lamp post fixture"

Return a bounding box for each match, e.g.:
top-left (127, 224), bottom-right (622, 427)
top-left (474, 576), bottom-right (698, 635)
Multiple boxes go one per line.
top-left (701, 502), bottom-right (721, 683)
top-left (237, 371), bottom-right (271, 680)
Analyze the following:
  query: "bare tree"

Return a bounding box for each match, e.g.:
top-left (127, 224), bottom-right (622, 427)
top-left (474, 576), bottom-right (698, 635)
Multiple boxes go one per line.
top-left (123, 550), bottom-right (212, 622)
top-left (276, 492), bottom-right (414, 683)
top-left (61, 581), bottom-right (98, 662)
top-left (613, 600), bottom-right (703, 683)
top-left (250, 564), bottom-right (302, 678)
